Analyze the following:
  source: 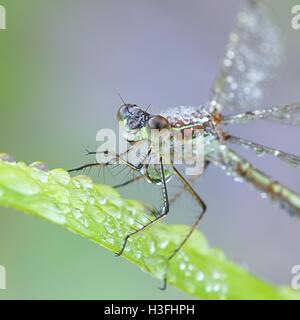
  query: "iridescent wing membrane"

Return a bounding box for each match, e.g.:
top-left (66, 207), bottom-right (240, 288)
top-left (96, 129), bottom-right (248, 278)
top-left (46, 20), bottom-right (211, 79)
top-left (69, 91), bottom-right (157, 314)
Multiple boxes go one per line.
top-left (210, 0), bottom-right (282, 113)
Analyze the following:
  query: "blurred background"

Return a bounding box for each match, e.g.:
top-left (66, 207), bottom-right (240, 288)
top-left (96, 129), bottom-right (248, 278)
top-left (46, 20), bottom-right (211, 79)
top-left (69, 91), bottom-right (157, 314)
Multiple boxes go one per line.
top-left (0, 0), bottom-right (300, 299)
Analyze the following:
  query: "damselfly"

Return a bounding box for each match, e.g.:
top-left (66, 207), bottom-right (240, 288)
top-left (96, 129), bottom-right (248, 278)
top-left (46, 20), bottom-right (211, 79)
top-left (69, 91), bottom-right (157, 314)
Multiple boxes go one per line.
top-left (69, 0), bottom-right (300, 288)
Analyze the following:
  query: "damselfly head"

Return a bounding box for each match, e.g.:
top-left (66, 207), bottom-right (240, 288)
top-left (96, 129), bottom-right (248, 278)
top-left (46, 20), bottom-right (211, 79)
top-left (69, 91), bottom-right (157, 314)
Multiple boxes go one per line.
top-left (117, 104), bottom-right (149, 130)
top-left (117, 104), bottom-right (171, 142)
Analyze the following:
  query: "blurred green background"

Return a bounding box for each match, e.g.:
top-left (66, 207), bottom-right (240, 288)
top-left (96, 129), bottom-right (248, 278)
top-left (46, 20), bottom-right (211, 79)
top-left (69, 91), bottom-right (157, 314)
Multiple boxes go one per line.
top-left (0, 0), bottom-right (300, 299)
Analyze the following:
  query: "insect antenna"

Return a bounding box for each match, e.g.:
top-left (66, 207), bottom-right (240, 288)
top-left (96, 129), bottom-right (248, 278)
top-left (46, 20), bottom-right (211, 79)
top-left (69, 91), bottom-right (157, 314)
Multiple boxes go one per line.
top-left (118, 93), bottom-right (126, 105)
top-left (145, 104), bottom-right (151, 113)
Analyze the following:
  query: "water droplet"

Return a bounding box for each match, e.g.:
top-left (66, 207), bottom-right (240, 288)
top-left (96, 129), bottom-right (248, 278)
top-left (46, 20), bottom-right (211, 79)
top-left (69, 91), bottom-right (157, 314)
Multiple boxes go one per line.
top-left (30, 167), bottom-right (49, 183)
top-left (17, 162), bottom-right (27, 169)
top-left (213, 284), bottom-right (221, 292)
top-left (3, 172), bottom-right (41, 196)
top-left (196, 271), bottom-right (204, 281)
top-left (108, 208), bottom-right (122, 219)
top-left (104, 222), bottom-right (114, 234)
top-left (188, 264), bottom-right (194, 271)
top-left (149, 241), bottom-right (156, 254)
top-left (234, 176), bottom-right (244, 183)
top-left (73, 175), bottom-right (93, 190)
top-left (180, 252), bottom-right (189, 262)
top-left (226, 75), bottom-right (233, 83)
top-left (89, 206), bottom-right (105, 224)
top-left (224, 59), bottom-right (232, 67)
top-left (134, 250), bottom-right (142, 260)
top-left (0, 153), bottom-right (16, 163)
top-left (238, 11), bottom-right (249, 24)
top-left (261, 192), bottom-right (267, 199)
top-left (72, 180), bottom-right (81, 189)
top-left (70, 190), bottom-right (87, 211)
top-left (73, 208), bottom-right (82, 220)
top-left (126, 216), bottom-right (134, 226)
top-left (159, 239), bottom-right (169, 249)
top-left (205, 284), bottom-right (213, 293)
top-left (229, 32), bottom-right (239, 43)
top-left (227, 50), bottom-right (235, 59)
top-left (179, 262), bottom-right (186, 270)
top-left (29, 161), bottom-right (49, 172)
top-left (144, 255), bottom-right (168, 280)
top-left (34, 201), bottom-right (66, 224)
top-left (50, 169), bottom-right (70, 186)
top-left (80, 217), bottom-right (89, 228)
top-left (212, 270), bottom-right (222, 280)
top-left (255, 147), bottom-right (265, 157)
top-left (103, 233), bottom-right (115, 245)
top-left (274, 150), bottom-right (280, 157)
top-left (99, 198), bottom-right (107, 205)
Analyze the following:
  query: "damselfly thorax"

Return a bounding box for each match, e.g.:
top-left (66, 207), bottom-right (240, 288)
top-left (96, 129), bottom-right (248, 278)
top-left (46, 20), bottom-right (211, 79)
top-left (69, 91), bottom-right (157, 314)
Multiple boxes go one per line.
top-left (119, 105), bottom-right (220, 181)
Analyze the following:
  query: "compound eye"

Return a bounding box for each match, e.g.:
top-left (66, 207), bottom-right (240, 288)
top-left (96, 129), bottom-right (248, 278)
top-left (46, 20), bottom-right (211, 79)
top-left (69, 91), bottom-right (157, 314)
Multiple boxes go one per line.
top-left (148, 116), bottom-right (170, 130)
top-left (117, 104), bottom-right (131, 121)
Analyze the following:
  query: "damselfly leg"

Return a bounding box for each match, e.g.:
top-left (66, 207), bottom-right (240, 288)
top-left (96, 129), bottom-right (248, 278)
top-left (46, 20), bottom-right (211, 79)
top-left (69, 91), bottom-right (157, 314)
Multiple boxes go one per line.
top-left (113, 175), bottom-right (144, 189)
top-left (168, 161), bottom-right (210, 206)
top-left (115, 157), bottom-right (170, 257)
top-left (159, 164), bottom-right (207, 290)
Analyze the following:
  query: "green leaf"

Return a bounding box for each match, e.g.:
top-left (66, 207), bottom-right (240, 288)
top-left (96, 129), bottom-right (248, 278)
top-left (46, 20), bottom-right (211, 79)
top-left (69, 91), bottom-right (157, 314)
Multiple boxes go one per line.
top-left (0, 155), bottom-right (298, 299)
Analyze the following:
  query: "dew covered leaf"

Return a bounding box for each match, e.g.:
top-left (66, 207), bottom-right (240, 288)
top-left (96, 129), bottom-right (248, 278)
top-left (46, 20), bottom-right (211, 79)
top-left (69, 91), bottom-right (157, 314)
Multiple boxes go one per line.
top-left (0, 156), bottom-right (299, 300)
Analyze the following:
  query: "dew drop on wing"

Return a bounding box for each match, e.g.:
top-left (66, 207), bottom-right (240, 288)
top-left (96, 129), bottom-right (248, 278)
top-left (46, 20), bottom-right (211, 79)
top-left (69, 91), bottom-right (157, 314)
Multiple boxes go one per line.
top-left (254, 147), bottom-right (265, 157)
